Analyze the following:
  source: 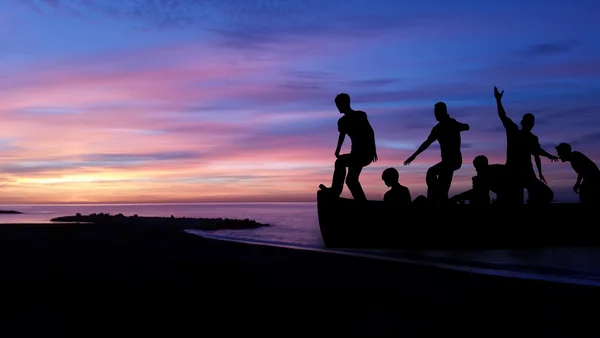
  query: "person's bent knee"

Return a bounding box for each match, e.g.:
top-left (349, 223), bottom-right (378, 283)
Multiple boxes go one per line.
top-left (334, 157), bottom-right (347, 168)
top-left (426, 167), bottom-right (438, 180)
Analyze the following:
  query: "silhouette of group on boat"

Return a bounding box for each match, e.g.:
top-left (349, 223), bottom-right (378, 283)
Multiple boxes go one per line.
top-left (319, 87), bottom-right (600, 207)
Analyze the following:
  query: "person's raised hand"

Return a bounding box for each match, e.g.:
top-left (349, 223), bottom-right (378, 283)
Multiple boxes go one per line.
top-left (494, 86), bottom-right (504, 100)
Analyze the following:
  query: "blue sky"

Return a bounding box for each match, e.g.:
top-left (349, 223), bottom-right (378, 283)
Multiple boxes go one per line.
top-left (0, 0), bottom-right (598, 203)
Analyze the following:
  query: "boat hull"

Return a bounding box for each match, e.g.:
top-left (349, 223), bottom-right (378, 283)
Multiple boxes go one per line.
top-left (317, 190), bottom-right (598, 250)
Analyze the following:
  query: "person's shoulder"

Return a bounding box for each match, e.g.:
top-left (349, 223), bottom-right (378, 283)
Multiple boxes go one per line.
top-left (383, 190), bottom-right (392, 200)
top-left (572, 151), bottom-right (587, 161)
top-left (354, 110), bottom-right (368, 118)
top-left (337, 115), bottom-right (347, 124)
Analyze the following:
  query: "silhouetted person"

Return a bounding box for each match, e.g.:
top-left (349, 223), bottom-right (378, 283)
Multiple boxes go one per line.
top-left (412, 195), bottom-right (428, 207)
top-left (319, 93), bottom-right (378, 201)
top-left (381, 168), bottom-right (412, 208)
top-left (450, 155), bottom-right (510, 205)
top-left (404, 102), bottom-right (469, 206)
top-left (493, 87), bottom-right (558, 205)
top-left (555, 143), bottom-right (600, 205)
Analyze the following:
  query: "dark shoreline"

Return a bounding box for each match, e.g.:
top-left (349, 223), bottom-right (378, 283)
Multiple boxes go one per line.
top-left (0, 222), bottom-right (598, 336)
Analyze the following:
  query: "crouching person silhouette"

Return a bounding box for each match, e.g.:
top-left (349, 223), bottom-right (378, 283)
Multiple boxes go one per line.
top-left (450, 155), bottom-right (510, 205)
top-left (556, 142), bottom-right (600, 205)
top-left (319, 93), bottom-right (378, 201)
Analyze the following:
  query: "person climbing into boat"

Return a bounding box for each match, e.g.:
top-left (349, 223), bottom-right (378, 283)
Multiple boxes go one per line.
top-left (450, 155), bottom-right (511, 205)
top-left (319, 93), bottom-right (378, 201)
top-left (381, 167), bottom-right (412, 208)
top-left (403, 102), bottom-right (469, 206)
top-left (493, 86), bottom-right (558, 205)
top-left (555, 142), bottom-right (600, 205)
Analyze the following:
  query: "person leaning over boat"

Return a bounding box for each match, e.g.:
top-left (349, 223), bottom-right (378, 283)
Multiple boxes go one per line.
top-left (449, 155), bottom-right (511, 205)
top-left (319, 93), bottom-right (378, 201)
top-left (555, 143), bottom-right (600, 205)
top-left (493, 86), bottom-right (558, 205)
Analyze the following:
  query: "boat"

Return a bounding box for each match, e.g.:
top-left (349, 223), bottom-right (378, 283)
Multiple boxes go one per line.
top-left (317, 190), bottom-right (598, 250)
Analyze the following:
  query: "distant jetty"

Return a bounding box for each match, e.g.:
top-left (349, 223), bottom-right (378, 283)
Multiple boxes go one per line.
top-left (51, 213), bottom-right (269, 231)
top-left (0, 210), bottom-right (22, 214)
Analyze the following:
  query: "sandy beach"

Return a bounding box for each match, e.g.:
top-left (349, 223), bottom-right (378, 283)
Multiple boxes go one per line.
top-left (0, 221), bottom-right (597, 337)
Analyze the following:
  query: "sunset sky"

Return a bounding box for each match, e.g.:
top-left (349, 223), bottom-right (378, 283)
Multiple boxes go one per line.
top-left (0, 0), bottom-right (599, 203)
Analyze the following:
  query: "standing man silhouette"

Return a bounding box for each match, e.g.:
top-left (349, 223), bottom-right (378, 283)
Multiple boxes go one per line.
top-left (319, 93), bottom-right (378, 201)
top-left (404, 102), bottom-right (469, 205)
top-left (493, 86), bottom-right (558, 205)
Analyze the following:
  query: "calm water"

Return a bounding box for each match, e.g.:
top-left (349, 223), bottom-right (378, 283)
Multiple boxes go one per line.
top-left (0, 202), bottom-right (323, 244)
top-left (1, 202), bottom-right (599, 286)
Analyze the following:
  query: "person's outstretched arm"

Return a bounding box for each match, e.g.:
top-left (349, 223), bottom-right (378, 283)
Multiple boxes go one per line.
top-left (537, 147), bottom-right (559, 161)
top-left (457, 120), bottom-right (470, 131)
top-left (404, 129), bottom-right (436, 165)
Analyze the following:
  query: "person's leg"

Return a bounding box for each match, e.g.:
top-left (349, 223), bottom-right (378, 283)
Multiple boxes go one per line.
top-left (426, 162), bottom-right (443, 204)
top-left (526, 179), bottom-right (554, 205)
top-left (346, 165), bottom-right (366, 201)
top-left (319, 154), bottom-right (352, 197)
top-left (437, 161), bottom-right (461, 205)
top-left (504, 168), bottom-right (525, 205)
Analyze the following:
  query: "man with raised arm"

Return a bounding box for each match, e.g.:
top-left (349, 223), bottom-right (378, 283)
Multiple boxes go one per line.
top-left (404, 102), bottom-right (469, 206)
top-left (319, 93), bottom-right (378, 201)
top-left (493, 86), bottom-right (558, 205)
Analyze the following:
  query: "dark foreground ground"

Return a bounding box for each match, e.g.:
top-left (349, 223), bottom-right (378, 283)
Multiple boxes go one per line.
top-left (0, 223), bottom-right (598, 337)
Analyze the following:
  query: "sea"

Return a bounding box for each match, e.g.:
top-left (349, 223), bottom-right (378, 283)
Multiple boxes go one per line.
top-left (1, 202), bottom-right (599, 286)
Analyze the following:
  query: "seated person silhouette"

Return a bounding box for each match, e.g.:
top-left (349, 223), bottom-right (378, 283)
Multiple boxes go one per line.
top-left (381, 168), bottom-right (412, 208)
top-left (555, 143), bottom-right (600, 205)
top-left (450, 155), bottom-right (510, 205)
top-left (493, 86), bottom-right (558, 205)
top-left (319, 93), bottom-right (378, 201)
top-left (404, 102), bottom-right (469, 206)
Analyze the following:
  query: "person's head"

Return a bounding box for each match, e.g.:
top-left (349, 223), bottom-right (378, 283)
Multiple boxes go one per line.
top-left (334, 93), bottom-right (351, 114)
top-left (521, 113), bottom-right (535, 131)
top-left (555, 142), bottom-right (572, 162)
top-left (434, 102), bottom-right (449, 121)
top-left (473, 155), bottom-right (489, 173)
top-left (381, 167), bottom-right (399, 187)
